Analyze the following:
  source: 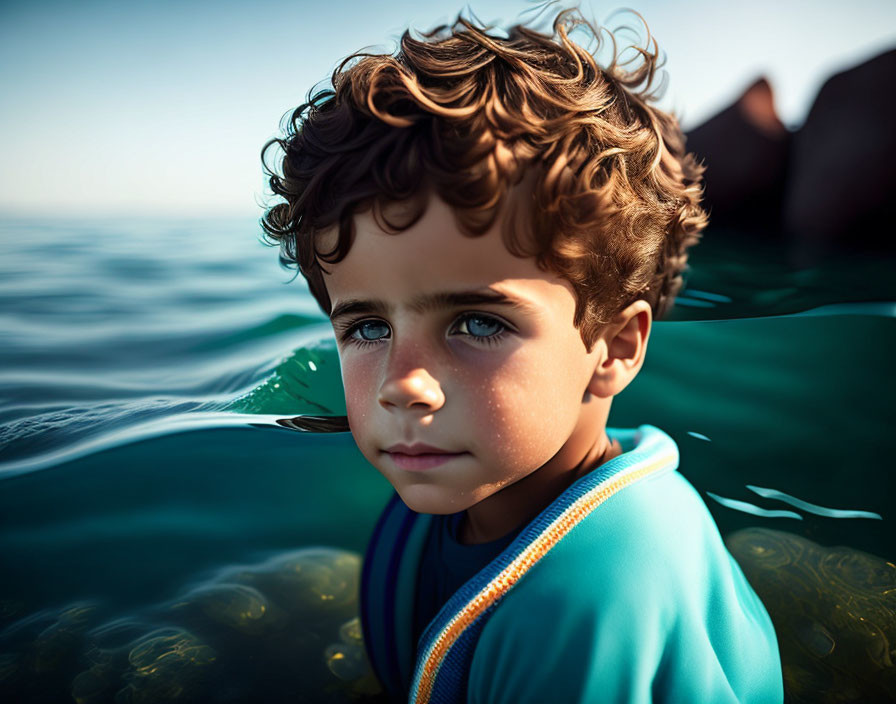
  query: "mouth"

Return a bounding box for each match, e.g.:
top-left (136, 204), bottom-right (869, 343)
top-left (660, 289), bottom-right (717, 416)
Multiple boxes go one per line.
top-left (382, 444), bottom-right (468, 472)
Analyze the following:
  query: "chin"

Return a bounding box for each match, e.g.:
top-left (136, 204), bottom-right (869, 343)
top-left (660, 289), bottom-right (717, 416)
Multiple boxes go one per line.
top-left (394, 484), bottom-right (474, 516)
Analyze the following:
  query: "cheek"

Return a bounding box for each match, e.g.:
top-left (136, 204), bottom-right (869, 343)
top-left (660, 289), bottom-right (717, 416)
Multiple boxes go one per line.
top-left (468, 353), bottom-right (581, 471)
top-left (340, 354), bottom-right (378, 441)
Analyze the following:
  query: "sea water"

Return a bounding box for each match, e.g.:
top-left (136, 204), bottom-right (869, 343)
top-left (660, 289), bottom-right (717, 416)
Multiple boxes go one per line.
top-left (1, 216), bottom-right (893, 702)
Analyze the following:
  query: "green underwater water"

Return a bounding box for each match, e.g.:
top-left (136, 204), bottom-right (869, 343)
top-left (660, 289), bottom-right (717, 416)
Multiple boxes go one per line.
top-left (0, 218), bottom-right (894, 701)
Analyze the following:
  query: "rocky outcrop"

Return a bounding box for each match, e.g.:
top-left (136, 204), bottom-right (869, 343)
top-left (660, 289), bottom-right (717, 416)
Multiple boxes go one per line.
top-left (685, 48), bottom-right (896, 267)
top-left (783, 49), bottom-right (896, 265)
top-left (686, 77), bottom-right (790, 238)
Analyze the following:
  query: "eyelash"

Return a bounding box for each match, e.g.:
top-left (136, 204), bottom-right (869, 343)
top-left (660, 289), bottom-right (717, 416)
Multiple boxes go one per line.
top-left (338, 313), bottom-right (511, 349)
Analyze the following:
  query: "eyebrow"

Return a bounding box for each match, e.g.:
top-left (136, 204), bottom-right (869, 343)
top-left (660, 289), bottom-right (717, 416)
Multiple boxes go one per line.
top-left (329, 287), bottom-right (539, 323)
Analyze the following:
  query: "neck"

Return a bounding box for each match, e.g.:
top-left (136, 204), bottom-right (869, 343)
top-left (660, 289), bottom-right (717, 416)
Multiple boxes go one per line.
top-left (459, 397), bottom-right (620, 545)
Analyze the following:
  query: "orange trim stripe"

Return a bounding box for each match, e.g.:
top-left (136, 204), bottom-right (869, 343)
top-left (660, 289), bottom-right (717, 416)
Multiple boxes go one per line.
top-left (412, 454), bottom-right (675, 704)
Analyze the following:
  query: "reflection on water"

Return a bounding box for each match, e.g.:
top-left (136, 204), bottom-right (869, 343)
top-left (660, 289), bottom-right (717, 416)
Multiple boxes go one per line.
top-left (706, 492), bottom-right (804, 521)
top-left (0, 217), bottom-right (894, 701)
top-left (707, 484), bottom-right (884, 522)
top-left (743, 485), bottom-right (882, 520)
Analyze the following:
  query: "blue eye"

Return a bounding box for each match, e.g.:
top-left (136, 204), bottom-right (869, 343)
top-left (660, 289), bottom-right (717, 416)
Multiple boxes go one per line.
top-left (340, 314), bottom-right (509, 349)
top-left (454, 314), bottom-right (507, 343)
top-left (346, 320), bottom-right (390, 345)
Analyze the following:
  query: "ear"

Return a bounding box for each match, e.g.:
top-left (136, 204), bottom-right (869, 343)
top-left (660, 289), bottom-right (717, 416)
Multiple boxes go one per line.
top-left (586, 300), bottom-right (652, 399)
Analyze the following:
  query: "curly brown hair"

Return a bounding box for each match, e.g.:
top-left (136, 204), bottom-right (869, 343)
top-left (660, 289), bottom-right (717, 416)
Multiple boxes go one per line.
top-left (261, 7), bottom-right (707, 352)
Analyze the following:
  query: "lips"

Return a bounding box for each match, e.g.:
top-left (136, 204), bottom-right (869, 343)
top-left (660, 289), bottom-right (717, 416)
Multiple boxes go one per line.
top-left (384, 442), bottom-right (454, 455)
top-left (383, 443), bottom-right (467, 471)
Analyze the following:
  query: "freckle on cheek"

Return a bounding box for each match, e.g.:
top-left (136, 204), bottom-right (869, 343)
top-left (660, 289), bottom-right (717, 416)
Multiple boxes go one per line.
top-left (344, 363), bottom-right (375, 408)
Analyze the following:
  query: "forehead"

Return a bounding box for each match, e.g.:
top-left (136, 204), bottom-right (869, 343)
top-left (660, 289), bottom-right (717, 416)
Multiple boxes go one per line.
top-left (321, 195), bottom-right (573, 308)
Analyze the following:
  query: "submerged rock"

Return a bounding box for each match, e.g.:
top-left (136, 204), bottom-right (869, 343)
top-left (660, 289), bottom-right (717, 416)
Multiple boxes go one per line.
top-left (0, 548), bottom-right (382, 703)
top-left (169, 582), bottom-right (286, 636)
top-left (727, 527), bottom-right (896, 703)
top-left (0, 600), bottom-right (104, 702)
top-left (216, 548), bottom-right (362, 618)
top-left (115, 627), bottom-right (217, 703)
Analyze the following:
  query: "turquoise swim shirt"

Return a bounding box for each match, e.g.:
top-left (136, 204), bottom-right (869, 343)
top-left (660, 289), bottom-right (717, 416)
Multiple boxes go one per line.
top-left (361, 425), bottom-right (784, 703)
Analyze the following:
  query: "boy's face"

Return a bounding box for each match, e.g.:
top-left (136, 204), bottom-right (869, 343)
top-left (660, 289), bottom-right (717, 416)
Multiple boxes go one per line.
top-left (321, 193), bottom-right (602, 515)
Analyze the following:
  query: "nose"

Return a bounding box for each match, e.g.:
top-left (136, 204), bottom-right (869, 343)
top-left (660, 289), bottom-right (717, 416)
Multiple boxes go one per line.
top-left (378, 366), bottom-right (446, 414)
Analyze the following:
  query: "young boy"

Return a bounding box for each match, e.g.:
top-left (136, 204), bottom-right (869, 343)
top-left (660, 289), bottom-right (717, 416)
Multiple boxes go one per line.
top-left (262, 9), bottom-right (784, 703)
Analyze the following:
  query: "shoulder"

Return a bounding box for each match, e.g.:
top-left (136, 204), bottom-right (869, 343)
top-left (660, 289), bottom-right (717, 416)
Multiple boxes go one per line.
top-left (468, 470), bottom-right (783, 704)
top-left (500, 470), bottom-right (727, 613)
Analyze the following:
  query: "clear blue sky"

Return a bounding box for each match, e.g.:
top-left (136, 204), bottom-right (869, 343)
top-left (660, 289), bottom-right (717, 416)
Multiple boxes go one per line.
top-left (1, 0), bottom-right (893, 217)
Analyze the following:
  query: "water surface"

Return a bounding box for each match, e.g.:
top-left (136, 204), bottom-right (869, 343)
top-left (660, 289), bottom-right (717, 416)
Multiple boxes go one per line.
top-left (1, 217), bottom-right (893, 702)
